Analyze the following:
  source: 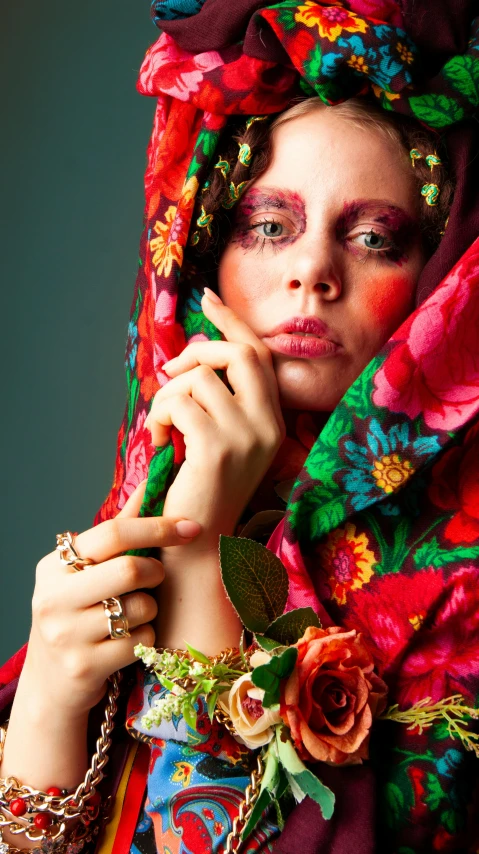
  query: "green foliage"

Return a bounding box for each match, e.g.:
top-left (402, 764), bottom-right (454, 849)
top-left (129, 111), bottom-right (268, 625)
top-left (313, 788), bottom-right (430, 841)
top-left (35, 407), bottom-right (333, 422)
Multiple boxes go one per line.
top-left (304, 44), bottom-right (322, 80)
top-left (425, 772), bottom-right (446, 812)
top-left (255, 635), bottom-right (283, 652)
top-left (443, 55), bottom-right (479, 105)
top-left (264, 608), bottom-right (321, 646)
top-left (219, 536), bottom-right (289, 633)
top-left (414, 537), bottom-right (479, 569)
top-left (343, 355), bottom-right (384, 418)
top-left (276, 731), bottom-right (335, 819)
top-left (409, 94), bottom-right (465, 127)
top-left (251, 647), bottom-right (298, 707)
top-left (384, 781), bottom-right (404, 826)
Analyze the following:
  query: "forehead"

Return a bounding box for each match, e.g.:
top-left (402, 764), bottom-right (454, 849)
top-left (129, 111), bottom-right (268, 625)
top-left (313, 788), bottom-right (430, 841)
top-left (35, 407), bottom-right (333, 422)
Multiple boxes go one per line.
top-left (256, 110), bottom-right (416, 214)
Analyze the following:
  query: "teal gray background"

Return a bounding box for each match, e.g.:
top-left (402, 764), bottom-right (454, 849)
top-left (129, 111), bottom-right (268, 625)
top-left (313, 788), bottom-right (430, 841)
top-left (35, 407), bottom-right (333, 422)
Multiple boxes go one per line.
top-left (1, 4), bottom-right (157, 661)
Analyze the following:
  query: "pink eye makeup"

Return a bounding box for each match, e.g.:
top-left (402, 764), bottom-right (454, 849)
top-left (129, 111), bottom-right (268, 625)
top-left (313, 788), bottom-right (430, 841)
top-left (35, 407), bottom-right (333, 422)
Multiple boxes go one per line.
top-left (336, 200), bottom-right (417, 265)
top-left (231, 187), bottom-right (306, 250)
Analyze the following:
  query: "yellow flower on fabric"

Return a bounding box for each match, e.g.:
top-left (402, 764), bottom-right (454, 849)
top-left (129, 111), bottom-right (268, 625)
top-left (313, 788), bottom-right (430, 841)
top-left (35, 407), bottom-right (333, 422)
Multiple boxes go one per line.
top-left (408, 611), bottom-right (426, 631)
top-left (372, 454), bottom-right (414, 494)
top-left (319, 523), bottom-right (376, 606)
top-left (150, 176), bottom-right (199, 278)
top-left (347, 55), bottom-right (369, 74)
top-left (396, 42), bottom-right (414, 64)
top-left (172, 761), bottom-right (194, 787)
top-left (371, 83), bottom-right (401, 101)
top-left (295, 1), bottom-right (368, 43)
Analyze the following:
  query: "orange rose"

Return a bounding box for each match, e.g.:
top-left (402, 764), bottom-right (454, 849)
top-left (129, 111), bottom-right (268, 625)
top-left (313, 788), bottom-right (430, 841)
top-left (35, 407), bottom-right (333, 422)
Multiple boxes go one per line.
top-left (280, 627), bottom-right (388, 765)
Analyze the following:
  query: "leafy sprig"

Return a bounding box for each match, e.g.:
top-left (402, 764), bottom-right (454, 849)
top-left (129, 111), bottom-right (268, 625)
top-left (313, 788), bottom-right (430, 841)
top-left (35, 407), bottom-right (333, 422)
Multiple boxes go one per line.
top-left (134, 642), bottom-right (245, 729)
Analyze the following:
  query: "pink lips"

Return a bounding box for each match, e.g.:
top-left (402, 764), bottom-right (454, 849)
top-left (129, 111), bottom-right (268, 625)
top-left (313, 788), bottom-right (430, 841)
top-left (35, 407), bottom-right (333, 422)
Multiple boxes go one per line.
top-left (262, 316), bottom-right (342, 359)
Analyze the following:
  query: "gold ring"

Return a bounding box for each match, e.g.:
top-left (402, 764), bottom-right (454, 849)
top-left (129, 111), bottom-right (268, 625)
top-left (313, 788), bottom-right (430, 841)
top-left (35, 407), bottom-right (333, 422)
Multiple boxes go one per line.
top-left (102, 597), bottom-right (130, 640)
top-left (56, 531), bottom-right (95, 571)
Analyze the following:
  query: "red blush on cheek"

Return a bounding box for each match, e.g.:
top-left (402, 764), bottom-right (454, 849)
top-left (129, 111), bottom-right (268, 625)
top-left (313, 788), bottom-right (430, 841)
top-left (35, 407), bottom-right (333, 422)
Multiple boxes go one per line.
top-left (367, 276), bottom-right (415, 331)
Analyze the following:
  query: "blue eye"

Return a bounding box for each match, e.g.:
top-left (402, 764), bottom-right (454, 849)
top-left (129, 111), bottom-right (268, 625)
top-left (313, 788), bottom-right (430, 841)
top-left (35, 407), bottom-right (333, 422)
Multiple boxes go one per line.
top-left (363, 231), bottom-right (386, 250)
top-left (255, 221), bottom-right (284, 238)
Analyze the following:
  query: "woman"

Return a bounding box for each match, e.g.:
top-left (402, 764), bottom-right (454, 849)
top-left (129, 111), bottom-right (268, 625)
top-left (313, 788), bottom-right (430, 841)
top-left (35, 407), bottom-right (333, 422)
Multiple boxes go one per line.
top-left (1, 1), bottom-right (478, 852)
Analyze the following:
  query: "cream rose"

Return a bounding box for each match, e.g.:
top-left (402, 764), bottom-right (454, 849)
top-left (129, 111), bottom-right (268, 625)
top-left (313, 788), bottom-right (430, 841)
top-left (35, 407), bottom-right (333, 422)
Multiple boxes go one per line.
top-left (219, 651), bottom-right (281, 749)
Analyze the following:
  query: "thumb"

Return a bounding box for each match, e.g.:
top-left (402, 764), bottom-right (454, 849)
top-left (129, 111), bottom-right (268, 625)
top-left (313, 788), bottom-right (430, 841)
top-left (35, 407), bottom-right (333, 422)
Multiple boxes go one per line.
top-left (117, 479), bottom-right (149, 519)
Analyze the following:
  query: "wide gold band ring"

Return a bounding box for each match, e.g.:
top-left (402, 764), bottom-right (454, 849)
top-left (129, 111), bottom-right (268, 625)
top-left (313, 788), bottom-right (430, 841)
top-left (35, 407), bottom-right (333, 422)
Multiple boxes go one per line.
top-left (56, 531), bottom-right (95, 571)
top-left (102, 597), bottom-right (130, 640)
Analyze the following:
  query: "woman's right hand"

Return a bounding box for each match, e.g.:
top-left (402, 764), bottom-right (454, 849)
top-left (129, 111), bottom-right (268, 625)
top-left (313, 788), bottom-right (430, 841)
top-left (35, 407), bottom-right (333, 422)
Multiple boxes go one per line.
top-left (23, 481), bottom-right (202, 717)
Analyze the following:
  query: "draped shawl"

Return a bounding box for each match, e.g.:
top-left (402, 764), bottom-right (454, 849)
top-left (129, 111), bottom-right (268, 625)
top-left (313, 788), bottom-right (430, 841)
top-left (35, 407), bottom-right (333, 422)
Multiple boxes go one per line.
top-left (1, 1), bottom-right (479, 852)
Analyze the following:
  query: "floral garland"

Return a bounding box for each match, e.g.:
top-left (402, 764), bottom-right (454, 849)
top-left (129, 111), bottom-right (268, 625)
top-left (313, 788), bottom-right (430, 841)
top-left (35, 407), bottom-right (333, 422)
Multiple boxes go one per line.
top-left (135, 535), bottom-right (479, 840)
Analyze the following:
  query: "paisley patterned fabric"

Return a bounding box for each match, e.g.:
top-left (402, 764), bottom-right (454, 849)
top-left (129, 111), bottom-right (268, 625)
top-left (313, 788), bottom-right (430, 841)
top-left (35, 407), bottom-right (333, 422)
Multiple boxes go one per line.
top-left (126, 668), bottom-right (279, 853)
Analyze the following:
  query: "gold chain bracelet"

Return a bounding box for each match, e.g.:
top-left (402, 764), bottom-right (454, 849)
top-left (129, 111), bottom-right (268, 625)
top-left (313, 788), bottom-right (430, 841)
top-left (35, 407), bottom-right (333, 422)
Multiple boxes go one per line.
top-left (0, 670), bottom-right (121, 845)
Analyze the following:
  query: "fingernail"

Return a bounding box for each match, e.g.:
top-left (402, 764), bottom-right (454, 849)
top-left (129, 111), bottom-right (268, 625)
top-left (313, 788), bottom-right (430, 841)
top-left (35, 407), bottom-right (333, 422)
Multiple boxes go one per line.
top-left (203, 287), bottom-right (222, 305)
top-left (176, 520), bottom-right (202, 538)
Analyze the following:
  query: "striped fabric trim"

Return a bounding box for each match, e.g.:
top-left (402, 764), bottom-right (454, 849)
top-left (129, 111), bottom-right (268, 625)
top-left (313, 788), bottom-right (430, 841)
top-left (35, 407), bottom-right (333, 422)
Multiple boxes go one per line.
top-left (96, 739), bottom-right (149, 854)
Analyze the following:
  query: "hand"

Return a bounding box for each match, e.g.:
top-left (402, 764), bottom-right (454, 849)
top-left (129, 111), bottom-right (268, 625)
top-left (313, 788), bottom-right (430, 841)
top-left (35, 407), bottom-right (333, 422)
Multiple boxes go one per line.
top-left (145, 289), bottom-right (286, 555)
top-left (23, 482), bottom-right (202, 716)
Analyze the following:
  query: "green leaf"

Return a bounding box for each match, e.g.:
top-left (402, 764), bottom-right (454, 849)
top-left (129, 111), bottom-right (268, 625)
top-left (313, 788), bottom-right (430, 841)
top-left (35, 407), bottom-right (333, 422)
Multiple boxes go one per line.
top-left (304, 44), bottom-right (322, 81)
top-left (182, 700), bottom-right (197, 731)
top-left (276, 732), bottom-right (335, 819)
top-left (425, 772), bottom-right (446, 811)
top-left (255, 635), bottom-right (283, 652)
top-left (159, 675), bottom-right (175, 691)
top-left (184, 641), bottom-right (210, 665)
top-left (443, 55), bottom-right (479, 105)
top-left (409, 93), bottom-right (465, 128)
top-left (207, 691), bottom-right (218, 723)
top-left (440, 808), bottom-right (460, 834)
top-left (241, 789), bottom-right (273, 841)
top-left (384, 782), bottom-right (404, 824)
top-left (251, 647), bottom-right (298, 707)
top-left (265, 607), bottom-right (321, 646)
top-left (219, 535), bottom-right (289, 633)
top-left (414, 537), bottom-right (479, 569)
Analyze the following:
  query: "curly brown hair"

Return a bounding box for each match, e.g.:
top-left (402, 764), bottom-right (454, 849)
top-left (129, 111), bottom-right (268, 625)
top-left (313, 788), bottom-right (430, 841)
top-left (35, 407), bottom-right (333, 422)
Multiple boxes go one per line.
top-left (189, 96), bottom-right (454, 266)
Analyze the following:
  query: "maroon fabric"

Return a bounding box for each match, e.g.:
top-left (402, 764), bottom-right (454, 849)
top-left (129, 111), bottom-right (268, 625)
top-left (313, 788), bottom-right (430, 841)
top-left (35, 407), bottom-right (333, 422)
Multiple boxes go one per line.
top-left (273, 766), bottom-right (376, 854)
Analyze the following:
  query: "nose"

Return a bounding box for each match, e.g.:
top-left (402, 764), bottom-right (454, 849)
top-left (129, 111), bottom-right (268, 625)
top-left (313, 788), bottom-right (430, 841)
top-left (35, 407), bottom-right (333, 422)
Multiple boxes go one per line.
top-left (283, 238), bottom-right (342, 301)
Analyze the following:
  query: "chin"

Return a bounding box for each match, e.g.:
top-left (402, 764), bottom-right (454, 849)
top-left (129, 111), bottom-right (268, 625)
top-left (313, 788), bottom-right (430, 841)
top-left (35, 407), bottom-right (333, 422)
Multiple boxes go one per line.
top-left (274, 358), bottom-right (349, 412)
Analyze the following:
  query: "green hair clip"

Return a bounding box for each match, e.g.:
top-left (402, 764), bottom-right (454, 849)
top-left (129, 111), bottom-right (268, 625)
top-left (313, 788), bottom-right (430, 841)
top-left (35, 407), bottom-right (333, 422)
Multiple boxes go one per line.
top-left (238, 142), bottom-right (252, 167)
top-left (245, 115), bottom-right (268, 130)
top-left (222, 181), bottom-right (249, 210)
top-left (425, 153), bottom-right (442, 170)
top-left (410, 148), bottom-right (423, 166)
top-left (421, 183), bottom-right (440, 206)
top-left (214, 158), bottom-right (230, 181)
top-left (196, 205), bottom-right (214, 235)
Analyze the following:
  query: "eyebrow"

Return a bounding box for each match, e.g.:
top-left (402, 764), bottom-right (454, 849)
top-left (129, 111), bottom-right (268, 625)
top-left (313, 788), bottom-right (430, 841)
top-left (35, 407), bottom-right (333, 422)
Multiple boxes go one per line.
top-left (236, 187), bottom-right (306, 218)
top-left (336, 199), bottom-right (417, 234)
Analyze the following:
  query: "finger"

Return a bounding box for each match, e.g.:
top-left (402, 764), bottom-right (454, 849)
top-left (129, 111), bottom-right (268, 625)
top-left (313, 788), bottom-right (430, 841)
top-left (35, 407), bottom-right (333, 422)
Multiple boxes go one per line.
top-left (117, 479), bottom-right (148, 519)
top-left (96, 623), bottom-right (157, 674)
top-left (83, 591), bottom-right (158, 642)
top-left (73, 555), bottom-right (165, 609)
top-left (159, 341), bottom-right (274, 423)
top-left (70, 514), bottom-right (202, 567)
top-left (146, 366), bottom-right (240, 447)
top-left (147, 393), bottom-right (213, 451)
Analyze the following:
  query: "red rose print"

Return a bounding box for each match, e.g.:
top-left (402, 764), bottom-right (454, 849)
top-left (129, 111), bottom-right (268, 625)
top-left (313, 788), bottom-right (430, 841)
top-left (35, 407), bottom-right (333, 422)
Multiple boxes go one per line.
top-left (373, 239), bottom-right (479, 431)
top-left (429, 423), bottom-right (479, 544)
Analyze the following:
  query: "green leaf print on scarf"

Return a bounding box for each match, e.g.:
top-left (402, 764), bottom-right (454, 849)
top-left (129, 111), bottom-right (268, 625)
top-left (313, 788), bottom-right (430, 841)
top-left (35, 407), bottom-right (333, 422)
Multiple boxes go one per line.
top-left (443, 55), bottom-right (479, 105)
top-left (413, 536), bottom-right (479, 569)
top-left (409, 93), bottom-right (465, 127)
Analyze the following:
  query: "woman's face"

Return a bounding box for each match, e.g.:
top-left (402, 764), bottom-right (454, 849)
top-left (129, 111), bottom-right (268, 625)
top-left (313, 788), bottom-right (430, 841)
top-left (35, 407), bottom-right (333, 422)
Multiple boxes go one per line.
top-left (218, 109), bottom-right (426, 411)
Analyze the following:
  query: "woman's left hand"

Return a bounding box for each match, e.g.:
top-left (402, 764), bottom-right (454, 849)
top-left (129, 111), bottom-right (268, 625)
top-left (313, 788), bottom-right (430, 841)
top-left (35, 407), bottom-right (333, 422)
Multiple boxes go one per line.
top-left (145, 289), bottom-right (286, 555)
